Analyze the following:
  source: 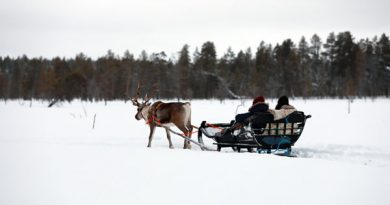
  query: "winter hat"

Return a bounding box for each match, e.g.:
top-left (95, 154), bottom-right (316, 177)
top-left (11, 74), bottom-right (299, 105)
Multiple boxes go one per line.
top-left (252, 96), bottom-right (265, 104)
top-left (275, 96), bottom-right (289, 109)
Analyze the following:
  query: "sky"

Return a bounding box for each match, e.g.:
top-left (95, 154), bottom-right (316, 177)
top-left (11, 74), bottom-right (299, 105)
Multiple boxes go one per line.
top-left (0, 0), bottom-right (389, 59)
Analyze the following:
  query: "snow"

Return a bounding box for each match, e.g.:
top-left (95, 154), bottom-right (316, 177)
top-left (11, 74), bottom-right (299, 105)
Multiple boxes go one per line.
top-left (1, 99), bottom-right (390, 205)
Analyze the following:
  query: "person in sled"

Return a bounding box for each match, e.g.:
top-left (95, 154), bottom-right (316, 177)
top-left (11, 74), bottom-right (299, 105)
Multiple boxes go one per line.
top-left (223, 96), bottom-right (269, 134)
top-left (268, 96), bottom-right (297, 135)
top-left (269, 96), bottom-right (296, 120)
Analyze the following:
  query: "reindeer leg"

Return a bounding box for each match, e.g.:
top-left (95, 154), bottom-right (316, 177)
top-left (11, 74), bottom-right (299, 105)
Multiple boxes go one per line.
top-left (186, 125), bottom-right (193, 149)
top-left (177, 125), bottom-right (190, 149)
top-left (165, 127), bottom-right (174, 149)
top-left (147, 125), bottom-right (156, 148)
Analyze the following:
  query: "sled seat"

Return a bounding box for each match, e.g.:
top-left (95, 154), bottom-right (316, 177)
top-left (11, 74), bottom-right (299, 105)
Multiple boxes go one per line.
top-left (250, 111), bottom-right (311, 149)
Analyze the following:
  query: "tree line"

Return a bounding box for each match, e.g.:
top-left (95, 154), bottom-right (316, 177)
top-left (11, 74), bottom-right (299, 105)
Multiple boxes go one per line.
top-left (0, 31), bottom-right (389, 102)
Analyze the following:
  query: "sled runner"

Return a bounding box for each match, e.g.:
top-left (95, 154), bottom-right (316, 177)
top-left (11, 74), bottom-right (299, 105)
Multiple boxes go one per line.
top-left (197, 111), bottom-right (311, 155)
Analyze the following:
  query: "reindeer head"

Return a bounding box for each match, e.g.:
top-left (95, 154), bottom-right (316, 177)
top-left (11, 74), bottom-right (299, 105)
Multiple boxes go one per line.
top-left (131, 84), bottom-right (153, 121)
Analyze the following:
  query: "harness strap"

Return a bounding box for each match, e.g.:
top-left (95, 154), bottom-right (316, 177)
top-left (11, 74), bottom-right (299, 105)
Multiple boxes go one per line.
top-left (146, 101), bottom-right (163, 125)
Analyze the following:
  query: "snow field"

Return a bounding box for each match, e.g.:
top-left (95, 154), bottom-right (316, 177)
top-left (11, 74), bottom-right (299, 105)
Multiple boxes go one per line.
top-left (1, 99), bottom-right (390, 205)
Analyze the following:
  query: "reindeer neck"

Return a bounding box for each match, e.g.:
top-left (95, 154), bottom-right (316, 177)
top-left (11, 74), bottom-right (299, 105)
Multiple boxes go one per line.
top-left (141, 105), bottom-right (151, 121)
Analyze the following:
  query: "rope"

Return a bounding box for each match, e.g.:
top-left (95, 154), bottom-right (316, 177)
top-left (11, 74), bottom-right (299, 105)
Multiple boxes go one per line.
top-left (145, 115), bottom-right (215, 150)
top-left (206, 123), bottom-right (224, 130)
top-left (166, 127), bottom-right (215, 151)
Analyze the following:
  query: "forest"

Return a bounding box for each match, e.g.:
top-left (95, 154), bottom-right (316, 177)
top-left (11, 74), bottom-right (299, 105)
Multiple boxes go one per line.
top-left (0, 31), bottom-right (389, 102)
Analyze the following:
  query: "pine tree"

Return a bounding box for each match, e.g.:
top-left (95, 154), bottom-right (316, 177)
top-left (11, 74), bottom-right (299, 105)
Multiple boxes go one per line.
top-left (309, 34), bottom-right (323, 96)
top-left (199, 41), bottom-right (217, 73)
top-left (298, 36), bottom-right (312, 97)
top-left (0, 32), bottom-right (388, 101)
top-left (323, 32), bottom-right (337, 96)
top-left (199, 41), bottom-right (218, 98)
top-left (191, 47), bottom-right (202, 98)
top-left (274, 39), bottom-right (299, 96)
top-left (52, 57), bottom-right (70, 101)
top-left (177, 44), bottom-right (191, 99)
top-left (334, 31), bottom-right (355, 96)
top-left (377, 34), bottom-right (390, 96)
top-left (122, 50), bottom-right (135, 102)
top-left (254, 42), bottom-right (273, 96)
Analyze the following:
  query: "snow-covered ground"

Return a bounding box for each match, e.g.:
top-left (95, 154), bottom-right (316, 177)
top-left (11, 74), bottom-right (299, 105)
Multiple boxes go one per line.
top-left (1, 98), bottom-right (389, 205)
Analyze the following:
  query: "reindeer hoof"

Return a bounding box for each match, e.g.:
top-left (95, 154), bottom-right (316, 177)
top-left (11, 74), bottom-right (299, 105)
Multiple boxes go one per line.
top-left (169, 145), bottom-right (174, 149)
top-left (147, 145), bottom-right (151, 148)
top-left (184, 144), bottom-right (192, 149)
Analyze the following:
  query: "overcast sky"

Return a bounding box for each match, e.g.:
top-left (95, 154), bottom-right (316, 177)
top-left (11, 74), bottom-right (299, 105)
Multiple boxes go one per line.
top-left (0, 0), bottom-right (389, 59)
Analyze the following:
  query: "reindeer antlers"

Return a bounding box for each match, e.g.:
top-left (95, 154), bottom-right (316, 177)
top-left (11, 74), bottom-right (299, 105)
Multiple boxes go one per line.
top-left (131, 83), bottom-right (157, 106)
top-left (143, 84), bottom-right (157, 104)
top-left (131, 83), bottom-right (141, 106)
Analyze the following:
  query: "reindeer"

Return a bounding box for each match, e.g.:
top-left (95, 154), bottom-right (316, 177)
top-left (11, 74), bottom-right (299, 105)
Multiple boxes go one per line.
top-left (131, 85), bottom-right (193, 149)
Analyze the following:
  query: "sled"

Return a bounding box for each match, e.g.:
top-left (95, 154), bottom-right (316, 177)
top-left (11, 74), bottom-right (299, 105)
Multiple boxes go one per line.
top-left (197, 111), bottom-right (311, 155)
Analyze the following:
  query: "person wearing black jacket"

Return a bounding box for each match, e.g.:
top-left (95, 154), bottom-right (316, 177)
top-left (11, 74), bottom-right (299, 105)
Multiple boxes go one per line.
top-left (225, 96), bottom-right (269, 133)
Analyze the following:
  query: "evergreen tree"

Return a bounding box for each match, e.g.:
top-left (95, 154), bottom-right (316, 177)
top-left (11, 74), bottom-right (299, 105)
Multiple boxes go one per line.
top-left (199, 41), bottom-right (218, 98)
top-left (376, 34), bottom-right (390, 96)
top-left (199, 41), bottom-right (217, 72)
top-left (323, 32), bottom-right (337, 96)
top-left (298, 36), bottom-right (312, 97)
top-left (0, 32), bottom-right (389, 101)
top-left (334, 31), bottom-right (355, 96)
top-left (177, 44), bottom-right (191, 99)
top-left (232, 48), bottom-right (252, 95)
top-left (274, 39), bottom-right (299, 96)
top-left (73, 53), bottom-right (94, 100)
top-left (52, 57), bottom-right (70, 101)
top-left (309, 34), bottom-right (323, 96)
top-left (122, 50), bottom-right (135, 102)
top-left (254, 42), bottom-right (273, 96)
top-left (191, 47), bottom-right (202, 98)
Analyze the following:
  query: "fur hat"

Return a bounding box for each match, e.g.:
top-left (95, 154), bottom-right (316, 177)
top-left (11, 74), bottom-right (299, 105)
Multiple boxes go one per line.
top-left (253, 96), bottom-right (265, 104)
